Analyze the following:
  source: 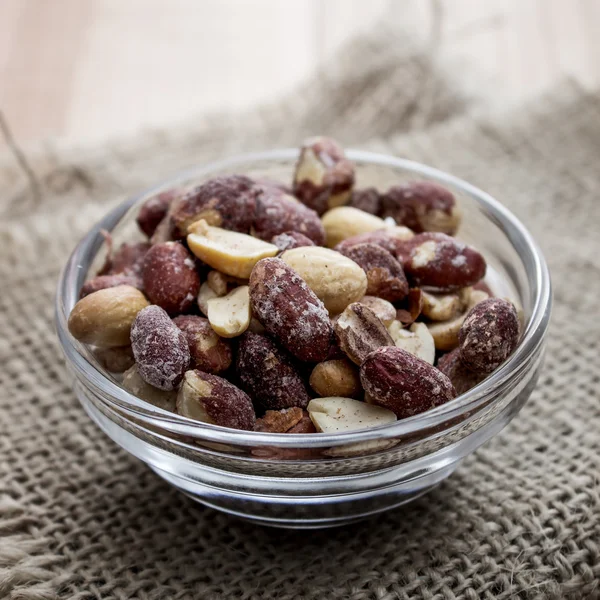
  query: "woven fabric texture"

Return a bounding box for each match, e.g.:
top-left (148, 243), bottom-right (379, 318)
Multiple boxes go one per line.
top-left (1, 29), bottom-right (599, 600)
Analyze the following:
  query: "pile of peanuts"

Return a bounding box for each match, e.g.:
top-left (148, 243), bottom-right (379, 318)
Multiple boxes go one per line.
top-left (68, 137), bottom-right (521, 434)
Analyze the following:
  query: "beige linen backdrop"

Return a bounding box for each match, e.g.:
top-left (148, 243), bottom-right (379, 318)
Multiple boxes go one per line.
top-left (1, 29), bottom-right (599, 600)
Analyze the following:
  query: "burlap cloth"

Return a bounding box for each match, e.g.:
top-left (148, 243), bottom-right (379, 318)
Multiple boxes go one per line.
top-left (1, 29), bottom-right (599, 600)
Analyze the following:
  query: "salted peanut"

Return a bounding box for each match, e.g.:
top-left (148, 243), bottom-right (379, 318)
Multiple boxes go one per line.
top-left (170, 175), bottom-right (257, 236)
top-left (137, 188), bottom-right (181, 238)
top-left (459, 298), bottom-right (520, 374)
top-left (173, 315), bottom-right (232, 373)
top-left (111, 242), bottom-right (149, 276)
top-left (68, 285), bottom-right (150, 348)
top-left (187, 220), bottom-right (278, 278)
top-left (237, 332), bottom-right (311, 411)
top-left (206, 285), bottom-right (251, 338)
top-left (337, 242), bottom-right (409, 302)
top-left (334, 302), bottom-right (394, 365)
top-left (130, 305), bottom-right (190, 390)
top-left (399, 232), bottom-right (486, 291)
top-left (321, 206), bottom-right (388, 248)
top-left (308, 397), bottom-right (396, 433)
top-left (92, 345), bottom-right (135, 373)
top-left (437, 348), bottom-right (485, 395)
top-left (427, 289), bottom-right (489, 350)
top-left (387, 321), bottom-right (435, 365)
top-left (197, 281), bottom-right (220, 316)
top-left (122, 365), bottom-right (177, 412)
top-left (142, 242), bottom-right (200, 315)
top-left (280, 246), bottom-right (367, 314)
top-left (381, 181), bottom-right (461, 235)
top-left (98, 241), bottom-right (150, 277)
top-left (252, 185), bottom-right (325, 245)
top-left (357, 296), bottom-right (396, 327)
top-left (420, 289), bottom-right (467, 321)
top-left (176, 370), bottom-right (255, 431)
top-left (348, 187), bottom-right (382, 215)
top-left (249, 258), bottom-right (332, 362)
top-left (293, 136), bottom-right (355, 215)
top-left (254, 407), bottom-right (304, 433)
top-left (80, 273), bottom-right (142, 298)
top-left (309, 359), bottom-right (362, 398)
top-left (360, 347), bottom-right (456, 419)
top-left (395, 288), bottom-right (424, 326)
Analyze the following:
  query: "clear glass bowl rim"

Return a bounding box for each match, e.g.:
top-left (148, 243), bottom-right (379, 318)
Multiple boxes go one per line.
top-left (56, 148), bottom-right (552, 448)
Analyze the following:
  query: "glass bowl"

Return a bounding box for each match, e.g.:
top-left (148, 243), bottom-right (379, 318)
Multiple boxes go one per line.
top-left (55, 149), bottom-right (552, 528)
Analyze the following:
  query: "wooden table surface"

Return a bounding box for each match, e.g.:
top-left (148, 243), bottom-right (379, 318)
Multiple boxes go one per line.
top-left (1, 0), bottom-right (598, 148)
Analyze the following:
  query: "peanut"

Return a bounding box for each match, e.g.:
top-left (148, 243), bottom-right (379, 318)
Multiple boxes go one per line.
top-left (382, 181), bottom-right (461, 235)
top-left (357, 296), bottom-right (397, 327)
top-left (254, 407), bottom-right (304, 433)
top-left (80, 273), bottom-right (142, 299)
top-left (173, 315), bottom-right (232, 373)
top-left (137, 188), bottom-right (181, 238)
top-left (170, 175), bottom-right (257, 236)
top-left (206, 270), bottom-right (246, 296)
top-left (92, 345), bottom-right (135, 373)
top-left (437, 348), bottom-right (485, 395)
top-left (122, 364), bottom-right (177, 412)
top-left (197, 281), bottom-right (220, 316)
top-left (307, 397), bottom-right (396, 433)
top-left (176, 370), bottom-right (255, 430)
top-left (252, 185), bottom-right (325, 245)
top-left (388, 321), bottom-right (435, 364)
top-left (458, 298), bottom-right (520, 373)
top-left (420, 289), bottom-right (468, 321)
top-left (334, 302), bottom-right (394, 365)
top-left (249, 258), bottom-right (332, 362)
top-left (293, 136), bottom-right (355, 215)
top-left (68, 285), bottom-right (150, 348)
top-left (321, 206), bottom-right (388, 248)
top-left (142, 242), bottom-right (200, 315)
top-left (360, 347), bottom-right (456, 419)
top-left (237, 332), bottom-right (311, 411)
top-left (334, 226), bottom-right (414, 257)
top-left (400, 233), bottom-right (486, 291)
top-left (427, 289), bottom-right (489, 350)
top-left (206, 285), bottom-right (251, 338)
top-left (309, 359), bottom-right (362, 398)
top-left (280, 246), bottom-right (367, 314)
top-left (130, 305), bottom-right (190, 390)
top-left (337, 242), bottom-right (408, 302)
top-left (187, 220), bottom-right (278, 278)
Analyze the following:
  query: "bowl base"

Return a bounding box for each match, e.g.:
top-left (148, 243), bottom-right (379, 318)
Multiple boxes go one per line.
top-left (151, 464), bottom-right (451, 529)
top-left (81, 392), bottom-right (462, 528)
